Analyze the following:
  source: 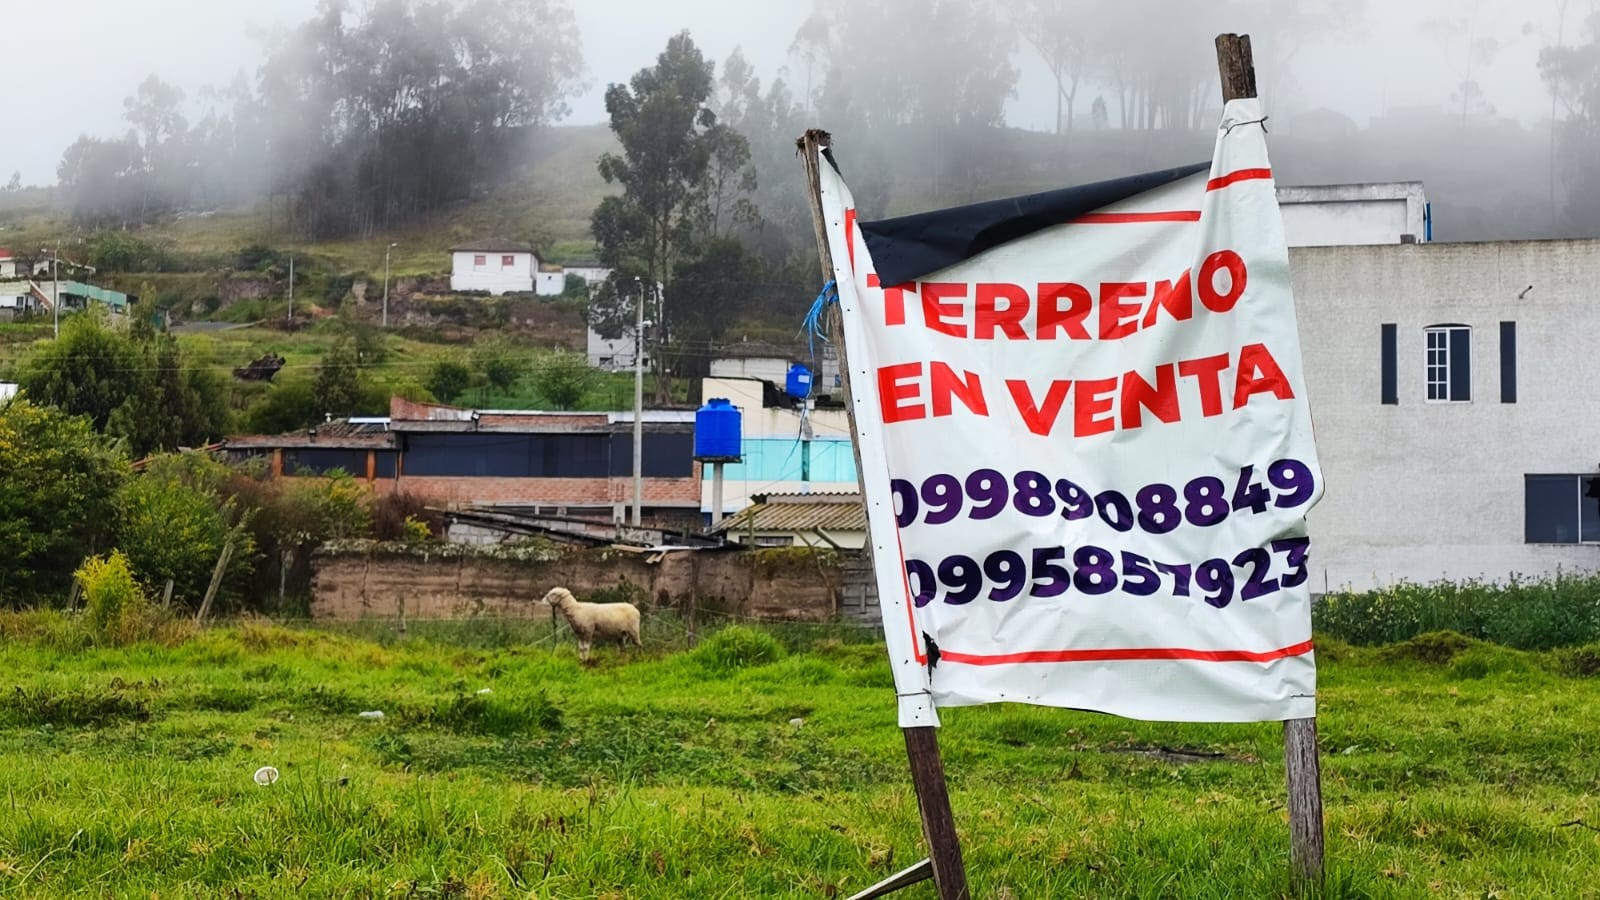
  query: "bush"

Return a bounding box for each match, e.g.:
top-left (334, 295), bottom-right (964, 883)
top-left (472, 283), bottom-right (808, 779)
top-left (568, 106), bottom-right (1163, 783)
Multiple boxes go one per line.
top-left (373, 491), bottom-right (442, 541)
top-left (692, 625), bottom-right (785, 674)
top-left (77, 551), bottom-right (147, 633)
top-left (117, 455), bottom-right (252, 608)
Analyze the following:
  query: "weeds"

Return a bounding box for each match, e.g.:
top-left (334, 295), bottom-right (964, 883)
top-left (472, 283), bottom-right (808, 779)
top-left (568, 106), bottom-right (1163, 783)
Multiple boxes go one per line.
top-left (1314, 572), bottom-right (1600, 649)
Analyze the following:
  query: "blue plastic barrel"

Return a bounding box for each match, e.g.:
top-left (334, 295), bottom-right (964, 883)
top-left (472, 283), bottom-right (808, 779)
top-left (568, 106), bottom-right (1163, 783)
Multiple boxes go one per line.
top-left (785, 363), bottom-right (813, 399)
top-left (694, 398), bottom-right (742, 459)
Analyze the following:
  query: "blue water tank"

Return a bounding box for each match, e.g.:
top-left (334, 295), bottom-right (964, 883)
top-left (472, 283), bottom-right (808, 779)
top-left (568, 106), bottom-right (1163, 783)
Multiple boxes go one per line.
top-left (785, 363), bottom-right (813, 399)
top-left (694, 398), bottom-right (742, 460)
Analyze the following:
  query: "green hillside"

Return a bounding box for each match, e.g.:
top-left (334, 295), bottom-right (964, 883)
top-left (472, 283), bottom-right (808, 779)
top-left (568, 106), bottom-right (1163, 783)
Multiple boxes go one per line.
top-left (0, 124), bottom-right (620, 279)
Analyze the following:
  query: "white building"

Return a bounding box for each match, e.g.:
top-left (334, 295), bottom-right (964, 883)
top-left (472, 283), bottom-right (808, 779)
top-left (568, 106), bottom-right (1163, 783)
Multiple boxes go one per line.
top-left (1292, 238), bottom-right (1600, 590)
top-left (0, 281), bottom-right (35, 317)
top-left (449, 240), bottom-right (539, 295)
top-left (0, 382), bottom-right (17, 402)
top-left (698, 375), bottom-right (858, 520)
top-left (587, 325), bottom-right (647, 372)
top-left (564, 262), bottom-right (612, 288)
top-left (0, 249), bottom-right (18, 279)
top-left (1277, 182), bottom-right (1430, 248)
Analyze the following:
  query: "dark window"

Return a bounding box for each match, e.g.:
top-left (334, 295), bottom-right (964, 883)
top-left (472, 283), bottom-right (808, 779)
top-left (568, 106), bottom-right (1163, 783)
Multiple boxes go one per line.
top-left (473, 254), bottom-right (486, 266)
top-left (1380, 323), bottom-right (1397, 405)
top-left (608, 432), bottom-right (694, 477)
top-left (1525, 475), bottom-right (1600, 543)
top-left (1500, 321), bottom-right (1516, 403)
top-left (502, 255), bottom-right (516, 267)
top-left (374, 451), bottom-right (398, 479)
top-left (1425, 324), bottom-right (1470, 402)
top-left (402, 433), bottom-right (611, 477)
top-left (283, 448), bottom-right (369, 477)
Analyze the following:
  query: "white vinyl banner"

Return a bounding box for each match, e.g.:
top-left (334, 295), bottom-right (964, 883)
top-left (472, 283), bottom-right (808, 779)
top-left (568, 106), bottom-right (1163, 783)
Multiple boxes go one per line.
top-left (821, 99), bottom-right (1323, 725)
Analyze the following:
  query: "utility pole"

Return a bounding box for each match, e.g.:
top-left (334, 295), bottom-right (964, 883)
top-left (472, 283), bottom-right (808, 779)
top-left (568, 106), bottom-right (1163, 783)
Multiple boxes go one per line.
top-left (382, 242), bottom-right (397, 328)
top-left (631, 276), bottom-right (645, 527)
top-left (44, 245), bottom-right (59, 338)
top-left (287, 254), bottom-right (294, 327)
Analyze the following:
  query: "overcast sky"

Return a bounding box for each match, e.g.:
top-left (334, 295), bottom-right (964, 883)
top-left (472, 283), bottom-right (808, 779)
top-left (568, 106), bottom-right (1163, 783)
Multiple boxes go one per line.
top-left (4, 0), bottom-right (1569, 186)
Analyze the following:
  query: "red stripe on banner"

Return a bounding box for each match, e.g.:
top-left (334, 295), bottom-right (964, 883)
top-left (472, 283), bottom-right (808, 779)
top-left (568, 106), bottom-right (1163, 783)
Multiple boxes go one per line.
top-left (1073, 211), bottom-right (1202, 224)
top-left (893, 530), bottom-right (927, 665)
top-left (939, 639), bottom-right (1315, 666)
top-left (1206, 167), bottom-right (1273, 191)
top-left (844, 207), bottom-right (857, 272)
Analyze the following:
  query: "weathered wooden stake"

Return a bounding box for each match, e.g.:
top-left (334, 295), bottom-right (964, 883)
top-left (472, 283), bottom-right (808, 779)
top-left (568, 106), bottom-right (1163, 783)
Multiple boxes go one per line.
top-left (160, 579), bottom-right (175, 609)
top-left (1215, 31), bottom-right (1326, 896)
top-left (798, 128), bottom-right (970, 900)
top-left (195, 536), bottom-right (236, 625)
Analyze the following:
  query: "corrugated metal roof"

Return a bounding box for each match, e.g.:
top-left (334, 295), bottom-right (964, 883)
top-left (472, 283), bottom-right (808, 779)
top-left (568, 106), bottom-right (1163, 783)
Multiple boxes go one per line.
top-left (715, 494), bottom-right (866, 534)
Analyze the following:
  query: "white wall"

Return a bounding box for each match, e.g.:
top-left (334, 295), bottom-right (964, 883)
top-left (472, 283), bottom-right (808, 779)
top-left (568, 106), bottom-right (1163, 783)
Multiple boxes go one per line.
top-left (0, 260), bottom-right (17, 278)
top-left (587, 326), bottom-right (644, 371)
top-left (535, 271), bottom-right (565, 296)
top-left (450, 250), bottom-right (534, 295)
top-left (0, 281), bottom-right (31, 309)
top-left (1277, 183), bottom-right (1428, 248)
top-left (1291, 239), bottom-right (1600, 590)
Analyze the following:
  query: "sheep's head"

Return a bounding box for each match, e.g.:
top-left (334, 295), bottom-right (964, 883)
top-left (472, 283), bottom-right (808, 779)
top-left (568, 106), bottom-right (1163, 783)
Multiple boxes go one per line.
top-left (541, 587), bottom-right (575, 608)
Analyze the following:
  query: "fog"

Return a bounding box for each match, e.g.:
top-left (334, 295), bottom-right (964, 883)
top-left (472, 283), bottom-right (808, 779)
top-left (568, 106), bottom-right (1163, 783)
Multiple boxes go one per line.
top-left (7, 0), bottom-right (1596, 241)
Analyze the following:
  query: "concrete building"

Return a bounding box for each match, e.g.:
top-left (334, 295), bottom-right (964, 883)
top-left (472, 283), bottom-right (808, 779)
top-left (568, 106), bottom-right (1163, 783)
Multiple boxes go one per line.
top-left (0, 281), bottom-right (33, 317)
top-left (587, 325), bottom-right (647, 372)
top-left (449, 240), bottom-right (539, 295)
top-left (0, 250), bottom-right (18, 279)
top-left (698, 375), bottom-right (857, 520)
top-left (1291, 238), bottom-right (1600, 590)
top-left (1277, 182), bottom-right (1430, 248)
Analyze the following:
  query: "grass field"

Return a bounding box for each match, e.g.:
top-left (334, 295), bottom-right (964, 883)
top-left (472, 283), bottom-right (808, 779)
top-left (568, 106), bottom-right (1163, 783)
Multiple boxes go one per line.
top-left (1, 615), bottom-right (1598, 898)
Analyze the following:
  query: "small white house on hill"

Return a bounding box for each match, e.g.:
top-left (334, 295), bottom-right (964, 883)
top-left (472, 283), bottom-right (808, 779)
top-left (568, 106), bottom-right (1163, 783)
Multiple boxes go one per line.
top-left (450, 240), bottom-right (538, 295)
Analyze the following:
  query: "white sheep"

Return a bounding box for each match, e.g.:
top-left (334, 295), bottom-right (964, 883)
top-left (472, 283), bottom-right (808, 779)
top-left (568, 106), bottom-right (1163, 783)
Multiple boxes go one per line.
top-left (541, 587), bottom-right (643, 661)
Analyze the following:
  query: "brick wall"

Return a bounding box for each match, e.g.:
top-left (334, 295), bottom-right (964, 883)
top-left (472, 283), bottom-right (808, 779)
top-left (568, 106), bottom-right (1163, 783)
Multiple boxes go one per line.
top-left (383, 474), bottom-right (702, 508)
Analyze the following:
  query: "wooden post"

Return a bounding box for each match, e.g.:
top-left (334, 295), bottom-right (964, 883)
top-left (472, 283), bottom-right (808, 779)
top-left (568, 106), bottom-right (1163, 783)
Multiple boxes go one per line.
top-left (160, 580), bottom-right (175, 609)
top-left (798, 128), bottom-right (970, 900)
top-left (195, 536), bottom-right (236, 625)
top-left (1284, 716), bottom-right (1325, 893)
top-left (1215, 32), bottom-right (1326, 896)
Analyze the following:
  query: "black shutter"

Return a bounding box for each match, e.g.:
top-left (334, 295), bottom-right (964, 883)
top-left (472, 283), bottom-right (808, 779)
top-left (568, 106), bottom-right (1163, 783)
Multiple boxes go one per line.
top-left (1380, 323), bottom-right (1398, 404)
top-left (1450, 327), bottom-right (1471, 402)
top-left (1500, 322), bottom-right (1516, 403)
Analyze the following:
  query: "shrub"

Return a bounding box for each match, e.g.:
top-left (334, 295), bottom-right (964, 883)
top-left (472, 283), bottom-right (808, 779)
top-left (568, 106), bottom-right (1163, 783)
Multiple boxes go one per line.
top-left (692, 625), bottom-right (785, 674)
top-left (77, 551), bottom-right (147, 634)
top-left (373, 491), bottom-right (442, 541)
top-left (117, 456), bottom-right (253, 608)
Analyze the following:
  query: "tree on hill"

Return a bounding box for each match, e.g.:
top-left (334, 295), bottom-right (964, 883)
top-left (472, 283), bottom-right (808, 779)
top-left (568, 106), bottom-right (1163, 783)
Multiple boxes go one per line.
top-left (426, 360), bottom-right (475, 405)
top-left (1542, 12), bottom-right (1600, 231)
top-left (312, 338), bottom-right (363, 418)
top-left (20, 313), bottom-right (230, 457)
top-left (590, 31), bottom-right (760, 400)
top-left (532, 351), bottom-right (595, 410)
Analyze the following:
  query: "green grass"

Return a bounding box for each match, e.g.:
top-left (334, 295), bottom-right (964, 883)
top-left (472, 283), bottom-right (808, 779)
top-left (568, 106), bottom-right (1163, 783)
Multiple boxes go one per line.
top-left (1, 615), bottom-right (1598, 897)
